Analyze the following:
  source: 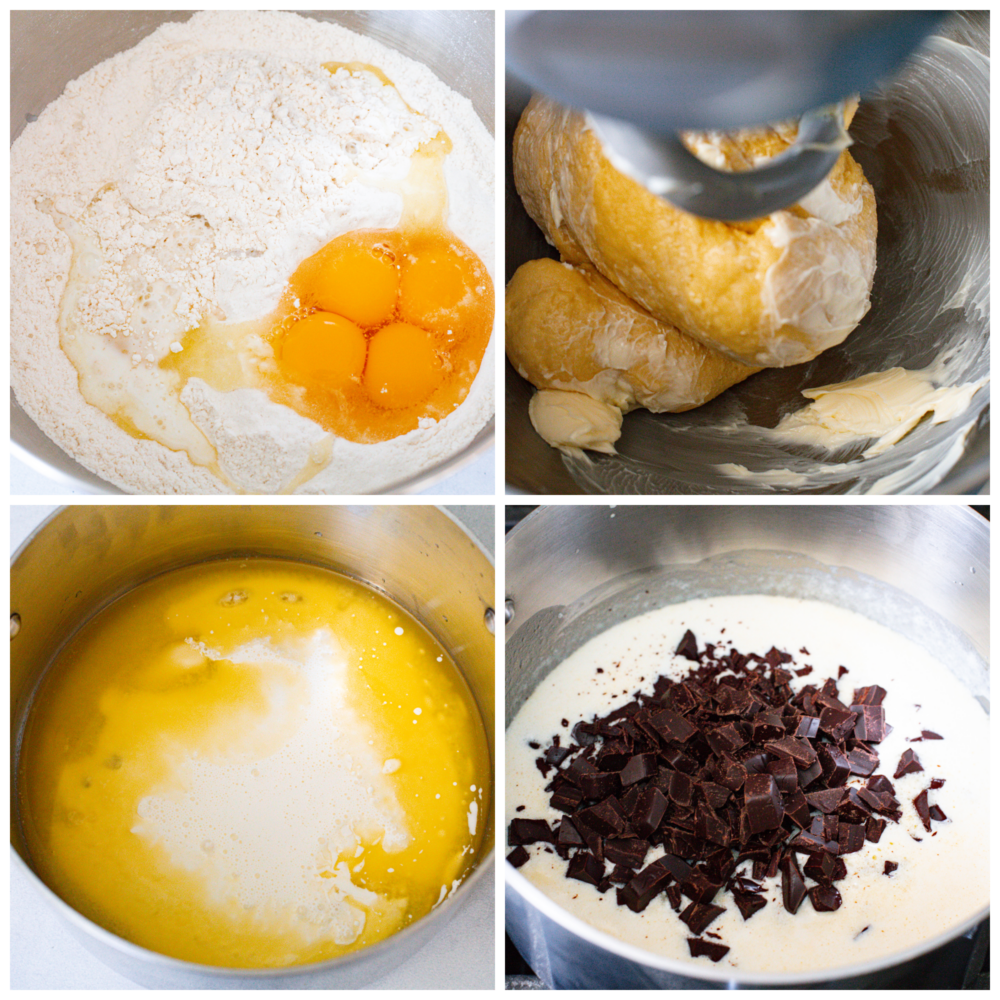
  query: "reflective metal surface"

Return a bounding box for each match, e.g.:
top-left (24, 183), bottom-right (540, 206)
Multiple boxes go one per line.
top-left (504, 505), bottom-right (988, 988)
top-left (506, 13), bottom-right (989, 494)
top-left (11, 10), bottom-right (495, 495)
top-left (12, 505), bottom-right (495, 988)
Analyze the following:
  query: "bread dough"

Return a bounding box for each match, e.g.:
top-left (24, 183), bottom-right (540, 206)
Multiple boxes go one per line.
top-left (528, 389), bottom-right (623, 458)
top-left (507, 257), bottom-right (760, 454)
top-left (512, 96), bottom-right (877, 367)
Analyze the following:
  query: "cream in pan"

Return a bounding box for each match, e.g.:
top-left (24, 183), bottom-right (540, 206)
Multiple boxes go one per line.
top-left (506, 595), bottom-right (988, 974)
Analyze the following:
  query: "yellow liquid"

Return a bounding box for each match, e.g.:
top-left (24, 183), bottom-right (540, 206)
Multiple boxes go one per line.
top-left (18, 559), bottom-right (490, 967)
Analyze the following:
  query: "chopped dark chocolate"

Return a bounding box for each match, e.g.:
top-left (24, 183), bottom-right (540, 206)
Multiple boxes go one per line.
top-left (544, 744), bottom-right (574, 766)
top-left (787, 830), bottom-right (838, 855)
top-left (921, 730), bottom-right (943, 740)
top-left (929, 778), bottom-right (945, 790)
top-left (566, 851), bottom-right (604, 887)
top-left (838, 823), bottom-right (866, 855)
top-left (851, 704), bottom-right (887, 742)
top-left (550, 782), bottom-right (585, 813)
top-left (846, 745), bottom-right (880, 777)
top-left (753, 714), bottom-right (787, 742)
top-left (675, 629), bottom-right (700, 661)
top-left (764, 736), bottom-right (818, 768)
top-left (506, 846), bottom-right (529, 868)
top-left (883, 861), bottom-right (898, 876)
top-left (744, 773), bottom-right (784, 834)
top-left (804, 787), bottom-right (845, 814)
top-left (632, 786), bottom-right (669, 838)
top-left (665, 882), bottom-right (683, 912)
top-left (816, 744), bottom-right (851, 787)
top-left (793, 715), bottom-right (821, 739)
top-left (893, 748), bottom-right (924, 779)
top-left (865, 816), bottom-right (886, 843)
top-left (809, 885), bottom-right (843, 912)
top-left (617, 858), bottom-right (673, 912)
top-left (929, 804), bottom-right (947, 822)
top-left (687, 937), bottom-right (730, 962)
top-left (680, 900), bottom-right (726, 935)
top-left (732, 888), bottom-right (767, 920)
top-left (779, 852), bottom-right (807, 914)
top-left (557, 817), bottom-right (585, 847)
top-left (508, 818), bottom-right (555, 846)
top-left (912, 788), bottom-right (932, 832)
top-left (783, 788), bottom-right (811, 829)
top-left (852, 685), bottom-right (887, 706)
top-left (804, 851), bottom-right (844, 885)
top-left (620, 752), bottom-right (658, 787)
top-left (766, 757), bottom-right (799, 794)
top-left (819, 707), bottom-right (858, 742)
top-left (651, 708), bottom-right (698, 743)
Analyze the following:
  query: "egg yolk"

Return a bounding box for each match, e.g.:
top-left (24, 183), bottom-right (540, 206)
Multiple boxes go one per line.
top-left (364, 322), bottom-right (442, 409)
top-left (311, 243), bottom-right (399, 329)
top-left (279, 312), bottom-right (366, 388)
top-left (267, 226), bottom-right (493, 444)
top-left (399, 240), bottom-right (480, 340)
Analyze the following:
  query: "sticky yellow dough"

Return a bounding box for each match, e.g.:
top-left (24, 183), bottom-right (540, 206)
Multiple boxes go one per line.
top-left (507, 257), bottom-right (760, 414)
top-left (512, 96), bottom-right (877, 367)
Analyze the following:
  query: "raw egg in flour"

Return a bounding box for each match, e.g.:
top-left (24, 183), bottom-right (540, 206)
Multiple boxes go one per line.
top-left (265, 226), bottom-right (493, 443)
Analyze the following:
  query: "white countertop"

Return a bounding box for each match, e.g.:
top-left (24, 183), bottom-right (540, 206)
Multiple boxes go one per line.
top-left (10, 504), bottom-right (495, 990)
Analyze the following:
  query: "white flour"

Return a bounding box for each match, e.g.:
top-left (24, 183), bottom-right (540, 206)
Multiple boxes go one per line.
top-left (11, 11), bottom-right (494, 494)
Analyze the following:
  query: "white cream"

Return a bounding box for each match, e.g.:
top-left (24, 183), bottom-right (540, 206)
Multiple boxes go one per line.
top-left (133, 629), bottom-right (410, 948)
top-left (507, 595), bottom-right (988, 974)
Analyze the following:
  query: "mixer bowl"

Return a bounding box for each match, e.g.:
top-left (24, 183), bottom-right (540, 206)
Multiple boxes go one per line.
top-left (11, 505), bottom-right (495, 988)
top-left (505, 12), bottom-right (988, 495)
top-left (10, 10), bottom-right (495, 495)
top-left (505, 504), bottom-right (989, 987)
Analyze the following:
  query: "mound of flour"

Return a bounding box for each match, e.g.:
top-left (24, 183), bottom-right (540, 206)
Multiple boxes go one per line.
top-left (11, 11), bottom-right (494, 494)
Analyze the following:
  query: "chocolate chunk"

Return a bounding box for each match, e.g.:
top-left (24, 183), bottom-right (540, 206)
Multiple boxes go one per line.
top-left (929, 804), bottom-right (947, 822)
top-left (836, 788), bottom-right (872, 825)
top-left (604, 837), bottom-right (648, 869)
top-left (838, 823), bottom-right (865, 855)
top-left (819, 707), bottom-right (858, 742)
top-left (666, 769), bottom-right (695, 807)
top-left (865, 816), bottom-right (887, 843)
top-left (764, 736), bottom-right (817, 768)
top-left (506, 846), bottom-right (529, 868)
top-left (852, 685), bottom-right (887, 706)
top-left (737, 747), bottom-right (770, 774)
top-left (796, 759), bottom-right (823, 790)
top-left (632, 786), bottom-right (669, 838)
top-left (651, 708), bottom-right (698, 743)
top-left (731, 888), bottom-right (767, 920)
top-left (701, 780), bottom-right (731, 810)
top-left (544, 744), bottom-right (573, 767)
top-left (793, 715), bottom-right (821, 739)
top-left (687, 937), bottom-right (730, 963)
top-left (783, 789), bottom-right (811, 829)
top-left (508, 819), bottom-right (554, 846)
top-left (766, 757), bottom-right (798, 794)
top-left (665, 882), bottom-right (683, 912)
top-left (804, 787), bottom-right (845, 814)
top-left (837, 665), bottom-right (849, 679)
top-left (675, 629), bottom-right (700, 661)
top-left (929, 778), bottom-right (945, 789)
top-left (846, 745), bottom-right (879, 777)
top-left (567, 851), bottom-right (604, 887)
top-left (679, 901), bottom-right (726, 935)
top-left (617, 858), bottom-right (673, 912)
top-left (884, 861), bottom-right (898, 876)
top-left (912, 788), bottom-right (932, 832)
top-left (680, 871), bottom-right (723, 905)
top-left (744, 773), bottom-right (784, 833)
top-left (753, 714), bottom-right (787, 742)
top-left (656, 853), bottom-right (694, 883)
top-left (867, 774), bottom-right (896, 796)
top-left (706, 722), bottom-right (747, 755)
top-left (661, 746), bottom-right (699, 774)
top-left (711, 755), bottom-right (748, 792)
top-left (550, 783), bottom-right (585, 813)
top-left (851, 704), bottom-right (887, 742)
top-left (557, 817), bottom-right (585, 847)
top-left (576, 798), bottom-right (627, 838)
top-left (822, 814), bottom-right (840, 843)
top-left (779, 852), bottom-right (807, 914)
top-left (695, 801), bottom-right (732, 847)
top-left (921, 730), bottom-right (943, 740)
top-left (787, 830), bottom-right (838, 855)
top-left (808, 885), bottom-right (843, 912)
top-left (572, 721), bottom-right (600, 746)
top-left (893, 748), bottom-right (924, 779)
top-left (804, 851), bottom-right (843, 885)
top-left (793, 665), bottom-right (813, 677)
top-left (816, 744), bottom-right (851, 787)
top-left (619, 752), bottom-right (658, 787)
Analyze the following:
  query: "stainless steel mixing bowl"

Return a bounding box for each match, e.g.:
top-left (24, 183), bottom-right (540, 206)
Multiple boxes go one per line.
top-left (505, 504), bottom-right (989, 987)
top-left (10, 10), bottom-right (495, 495)
top-left (505, 12), bottom-right (989, 495)
top-left (11, 505), bottom-right (495, 988)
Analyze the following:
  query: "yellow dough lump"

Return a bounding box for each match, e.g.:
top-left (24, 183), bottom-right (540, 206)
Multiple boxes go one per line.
top-left (18, 559), bottom-right (490, 968)
top-left (507, 257), bottom-right (761, 454)
top-left (512, 95), bottom-right (877, 368)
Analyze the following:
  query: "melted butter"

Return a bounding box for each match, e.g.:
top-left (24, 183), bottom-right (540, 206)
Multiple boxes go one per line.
top-left (18, 559), bottom-right (490, 968)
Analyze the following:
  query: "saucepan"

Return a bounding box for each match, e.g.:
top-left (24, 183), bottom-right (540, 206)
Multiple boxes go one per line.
top-left (11, 505), bottom-right (495, 988)
top-left (10, 10), bottom-right (494, 494)
top-left (504, 505), bottom-right (988, 987)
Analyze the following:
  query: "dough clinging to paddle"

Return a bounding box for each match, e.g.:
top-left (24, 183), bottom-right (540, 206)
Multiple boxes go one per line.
top-left (512, 95), bottom-right (877, 368)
